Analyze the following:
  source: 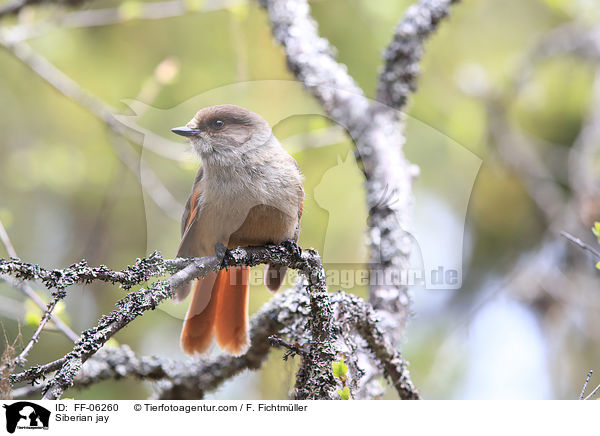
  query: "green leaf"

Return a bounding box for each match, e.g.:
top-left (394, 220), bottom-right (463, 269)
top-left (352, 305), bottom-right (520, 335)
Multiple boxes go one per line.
top-left (332, 358), bottom-right (348, 378)
top-left (596, 261), bottom-right (600, 270)
top-left (337, 386), bottom-right (350, 400)
top-left (593, 222), bottom-right (600, 243)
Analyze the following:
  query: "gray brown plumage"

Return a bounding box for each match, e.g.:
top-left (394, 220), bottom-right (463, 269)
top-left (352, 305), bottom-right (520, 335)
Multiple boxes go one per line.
top-left (172, 104), bottom-right (304, 355)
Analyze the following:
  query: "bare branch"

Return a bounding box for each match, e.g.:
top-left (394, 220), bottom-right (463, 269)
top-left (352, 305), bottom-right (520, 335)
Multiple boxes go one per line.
top-left (0, 38), bottom-right (182, 218)
top-left (0, 275), bottom-right (77, 340)
top-left (580, 370), bottom-right (593, 400)
top-left (578, 370), bottom-right (600, 400)
top-left (568, 69), bottom-right (600, 225)
top-left (0, 219), bottom-right (79, 347)
top-left (54, 0), bottom-right (235, 28)
top-left (485, 98), bottom-right (567, 224)
top-left (561, 231), bottom-right (600, 260)
top-left (12, 299), bottom-right (60, 367)
top-left (109, 134), bottom-right (183, 220)
top-left (152, 284), bottom-right (311, 399)
top-left (0, 0), bottom-right (73, 19)
top-left (530, 23), bottom-right (600, 65)
top-left (5, 0), bottom-right (246, 42)
top-left (584, 381), bottom-right (600, 400)
top-left (0, 220), bottom-right (18, 258)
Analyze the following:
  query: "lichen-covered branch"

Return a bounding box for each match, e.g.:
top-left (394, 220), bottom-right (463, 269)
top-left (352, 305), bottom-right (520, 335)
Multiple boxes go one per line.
top-left (1, 0), bottom-right (455, 401)
top-left (154, 284), bottom-right (311, 399)
top-left (377, 0), bottom-right (459, 110)
top-left (0, 220), bottom-right (79, 346)
top-left (258, 0), bottom-right (457, 337)
top-left (330, 292), bottom-right (419, 400)
top-left (75, 286), bottom-right (308, 399)
top-left (0, 252), bottom-right (170, 292)
top-left (41, 244), bottom-right (311, 399)
top-left (291, 253), bottom-right (337, 399)
top-left (0, 242), bottom-right (342, 400)
top-left (9, 285), bottom-right (418, 401)
top-left (123, 290), bottom-right (419, 400)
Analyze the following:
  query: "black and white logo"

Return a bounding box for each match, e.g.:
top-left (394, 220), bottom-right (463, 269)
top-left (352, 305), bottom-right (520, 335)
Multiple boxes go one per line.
top-left (3, 402), bottom-right (50, 433)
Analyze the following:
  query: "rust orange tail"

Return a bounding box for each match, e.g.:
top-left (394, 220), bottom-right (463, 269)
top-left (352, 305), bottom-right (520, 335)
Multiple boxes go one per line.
top-left (180, 270), bottom-right (223, 355)
top-left (215, 266), bottom-right (250, 355)
top-left (180, 267), bottom-right (250, 356)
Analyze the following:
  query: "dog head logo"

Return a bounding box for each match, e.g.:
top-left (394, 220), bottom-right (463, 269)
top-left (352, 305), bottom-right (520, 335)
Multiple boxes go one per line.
top-left (3, 402), bottom-right (50, 433)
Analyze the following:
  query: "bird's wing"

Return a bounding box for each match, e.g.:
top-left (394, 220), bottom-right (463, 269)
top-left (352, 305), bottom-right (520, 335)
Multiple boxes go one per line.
top-left (177, 167), bottom-right (205, 259)
top-left (180, 166), bottom-right (203, 237)
top-left (173, 167), bottom-right (205, 302)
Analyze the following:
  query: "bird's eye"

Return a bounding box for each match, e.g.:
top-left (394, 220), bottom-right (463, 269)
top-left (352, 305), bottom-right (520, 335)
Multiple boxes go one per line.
top-left (213, 119), bottom-right (225, 129)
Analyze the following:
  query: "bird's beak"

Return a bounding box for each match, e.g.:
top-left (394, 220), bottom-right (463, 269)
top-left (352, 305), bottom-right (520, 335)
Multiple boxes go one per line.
top-left (171, 126), bottom-right (201, 137)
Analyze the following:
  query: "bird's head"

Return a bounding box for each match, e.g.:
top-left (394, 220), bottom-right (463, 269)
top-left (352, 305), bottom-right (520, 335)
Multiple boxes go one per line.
top-left (171, 104), bottom-right (272, 164)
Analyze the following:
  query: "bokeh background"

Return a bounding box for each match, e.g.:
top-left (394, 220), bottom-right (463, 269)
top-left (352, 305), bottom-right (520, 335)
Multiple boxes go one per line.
top-left (1, 0), bottom-right (599, 399)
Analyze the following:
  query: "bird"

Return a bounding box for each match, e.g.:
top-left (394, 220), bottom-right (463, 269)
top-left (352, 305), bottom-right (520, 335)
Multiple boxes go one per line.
top-left (171, 104), bottom-right (304, 356)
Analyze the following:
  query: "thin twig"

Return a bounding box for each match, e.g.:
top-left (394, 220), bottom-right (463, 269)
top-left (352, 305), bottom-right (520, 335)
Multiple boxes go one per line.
top-left (109, 134), bottom-right (183, 220)
top-left (584, 382), bottom-right (600, 400)
top-left (486, 98), bottom-right (566, 223)
top-left (578, 369), bottom-right (600, 400)
top-left (0, 220), bottom-right (18, 258)
top-left (6, 0), bottom-right (246, 42)
top-left (0, 219), bottom-right (79, 343)
top-left (579, 370), bottom-right (593, 400)
top-left (268, 335), bottom-right (308, 359)
top-left (561, 231), bottom-right (600, 260)
top-left (0, 0), bottom-right (52, 19)
top-left (12, 299), bottom-right (60, 367)
top-left (0, 38), bottom-right (182, 219)
top-left (0, 223), bottom-right (71, 367)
